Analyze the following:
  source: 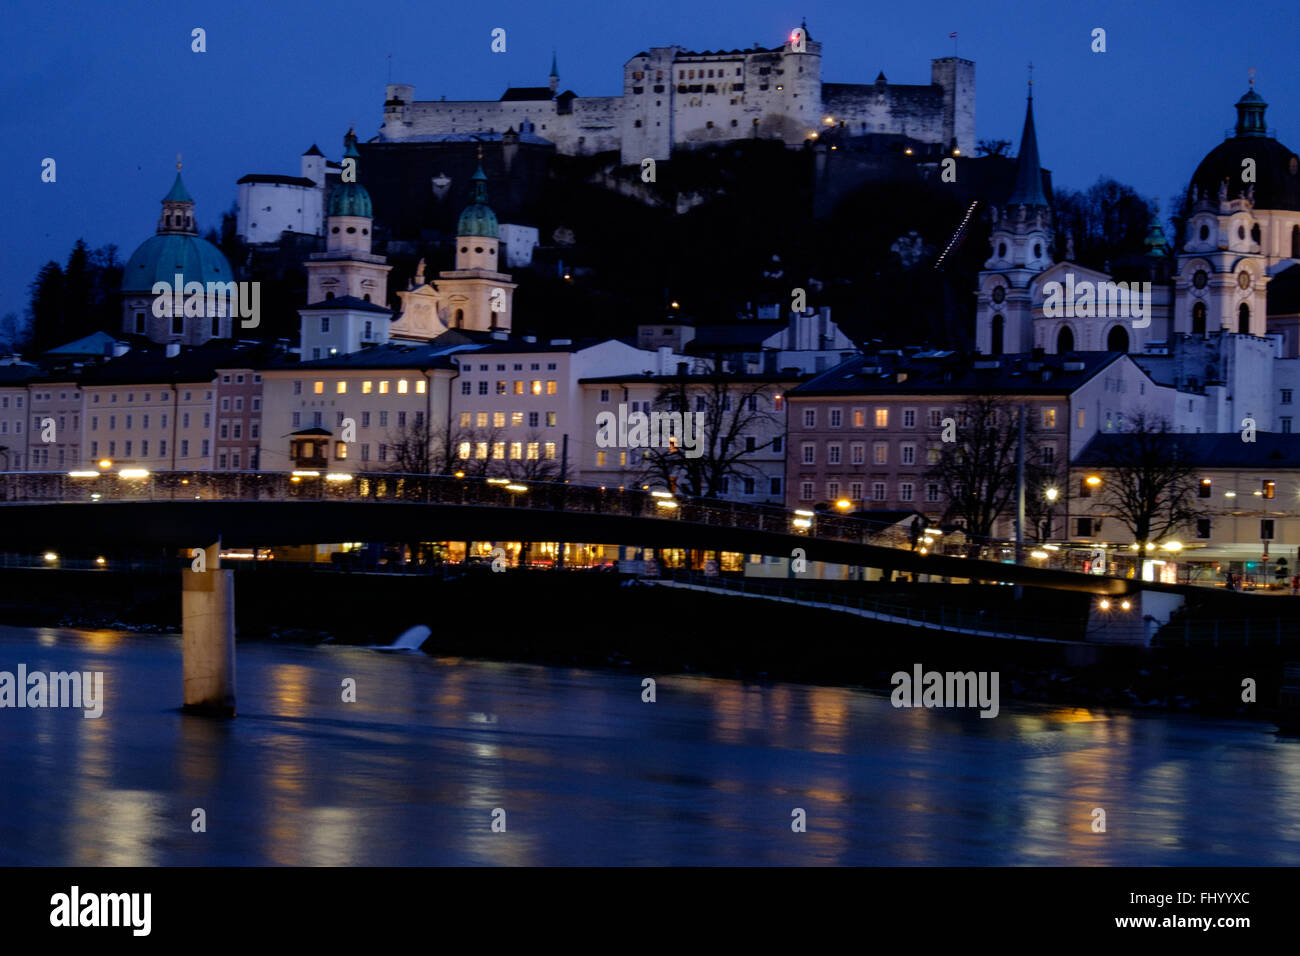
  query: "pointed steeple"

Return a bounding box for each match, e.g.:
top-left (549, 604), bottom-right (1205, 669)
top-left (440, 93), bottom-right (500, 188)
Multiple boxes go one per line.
top-left (1007, 74), bottom-right (1049, 209)
top-left (1234, 71), bottom-right (1268, 137)
top-left (457, 148), bottom-right (498, 239)
top-left (549, 50), bottom-right (559, 96)
top-left (1144, 202), bottom-right (1170, 257)
top-left (158, 155), bottom-right (197, 235)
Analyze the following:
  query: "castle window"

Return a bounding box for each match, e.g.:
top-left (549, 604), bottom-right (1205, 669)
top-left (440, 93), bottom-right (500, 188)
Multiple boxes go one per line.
top-left (1238, 226), bottom-right (1246, 240)
top-left (1057, 326), bottom-right (1074, 353)
top-left (363, 294), bottom-right (371, 302)
top-left (461, 247), bottom-right (467, 253)
top-left (1199, 224), bottom-right (1209, 241)
top-left (1238, 303), bottom-right (1250, 333)
top-left (362, 228), bottom-right (369, 236)
top-left (212, 316), bottom-right (220, 336)
top-left (475, 246), bottom-right (483, 254)
top-left (332, 226), bottom-right (339, 233)
top-left (346, 227), bottom-right (356, 234)
top-left (998, 242), bottom-right (1007, 258)
top-left (1034, 244), bottom-right (1042, 257)
top-left (134, 312), bottom-right (145, 333)
top-left (635, 120), bottom-right (642, 127)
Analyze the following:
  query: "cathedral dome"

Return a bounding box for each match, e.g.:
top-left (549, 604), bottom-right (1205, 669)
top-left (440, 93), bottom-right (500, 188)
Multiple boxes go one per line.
top-left (122, 234), bottom-right (233, 292)
top-left (1189, 85), bottom-right (1300, 211)
top-left (456, 162), bottom-right (499, 238)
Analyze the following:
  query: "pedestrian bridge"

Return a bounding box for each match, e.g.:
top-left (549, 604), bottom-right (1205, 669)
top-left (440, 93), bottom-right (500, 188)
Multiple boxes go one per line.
top-left (0, 469), bottom-right (1185, 598)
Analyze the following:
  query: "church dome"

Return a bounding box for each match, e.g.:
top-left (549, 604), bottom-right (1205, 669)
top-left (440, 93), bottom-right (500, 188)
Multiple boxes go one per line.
top-left (1189, 85), bottom-right (1300, 211)
top-left (456, 162), bottom-right (499, 238)
top-left (122, 168), bottom-right (233, 292)
top-left (122, 234), bottom-right (233, 292)
top-left (328, 132), bottom-right (373, 218)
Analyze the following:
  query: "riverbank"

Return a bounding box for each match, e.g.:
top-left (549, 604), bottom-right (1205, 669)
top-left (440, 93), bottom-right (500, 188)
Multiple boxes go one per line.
top-left (0, 566), bottom-right (1288, 722)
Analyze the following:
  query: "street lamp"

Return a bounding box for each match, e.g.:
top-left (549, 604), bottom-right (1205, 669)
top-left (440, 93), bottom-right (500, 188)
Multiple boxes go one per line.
top-left (1044, 486), bottom-right (1058, 540)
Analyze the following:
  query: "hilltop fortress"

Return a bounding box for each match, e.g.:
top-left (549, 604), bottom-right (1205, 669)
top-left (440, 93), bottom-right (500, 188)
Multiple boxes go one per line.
top-left (378, 24), bottom-right (974, 165)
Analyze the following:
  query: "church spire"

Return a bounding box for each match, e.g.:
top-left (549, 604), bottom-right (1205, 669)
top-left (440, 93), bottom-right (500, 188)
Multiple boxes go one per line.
top-left (549, 50), bottom-right (559, 96)
top-left (1234, 71), bottom-right (1268, 138)
top-left (1007, 70), bottom-right (1049, 209)
top-left (158, 154), bottom-right (197, 235)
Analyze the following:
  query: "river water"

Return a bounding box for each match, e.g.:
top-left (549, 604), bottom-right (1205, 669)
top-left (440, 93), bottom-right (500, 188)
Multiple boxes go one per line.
top-left (1, 624), bottom-right (1297, 865)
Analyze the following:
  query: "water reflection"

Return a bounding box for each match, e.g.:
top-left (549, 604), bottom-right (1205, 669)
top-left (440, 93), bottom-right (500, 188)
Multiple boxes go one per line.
top-left (0, 624), bottom-right (1298, 865)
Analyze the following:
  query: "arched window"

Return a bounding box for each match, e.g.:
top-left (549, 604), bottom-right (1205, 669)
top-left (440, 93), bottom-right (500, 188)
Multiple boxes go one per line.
top-left (325, 291), bottom-right (334, 300)
top-left (454, 309), bottom-right (464, 328)
top-left (1057, 326), bottom-right (1074, 354)
top-left (1238, 302), bottom-right (1250, 334)
top-left (1192, 301), bottom-right (1206, 335)
top-left (991, 314), bottom-right (1004, 355)
top-left (1292, 225), bottom-right (1300, 258)
top-left (1107, 325), bottom-right (1129, 352)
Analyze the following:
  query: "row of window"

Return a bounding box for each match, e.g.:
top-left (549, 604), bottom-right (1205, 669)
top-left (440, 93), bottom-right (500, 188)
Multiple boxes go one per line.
top-left (460, 380), bottom-right (558, 396)
top-left (215, 450), bottom-right (258, 469)
top-left (90, 391), bottom-right (209, 404)
top-left (463, 362), bottom-right (559, 372)
top-left (218, 374), bottom-right (261, 385)
top-left (798, 441), bottom-right (1057, 466)
top-left (458, 441), bottom-right (558, 461)
top-left (300, 380), bottom-right (427, 396)
top-left (91, 413), bottom-right (203, 431)
top-left (89, 439), bottom-right (208, 458)
top-left (291, 410), bottom-right (426, 429)
top-left (798, 406), bottom-right (1060, 430)
top-left (460, 411), bottom-right (558, 429)
top-left (799, 480), bottom-right (942, 503)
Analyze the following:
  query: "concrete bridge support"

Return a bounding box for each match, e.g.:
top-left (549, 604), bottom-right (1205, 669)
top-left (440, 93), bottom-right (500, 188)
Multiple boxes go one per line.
top-left (1084, 589), bottom-right (1185, 647)
top-left (182, 540), bottom-right (236, 717)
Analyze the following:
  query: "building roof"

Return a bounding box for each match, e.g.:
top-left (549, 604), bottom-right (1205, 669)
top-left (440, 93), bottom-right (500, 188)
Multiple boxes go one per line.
top-left (500, 87), bottom-right (553, 101)
top-left (1190, 88), bottom-right (1300, 211)
top-left (579, 371), bottom-right (800, 385)
top-left (77, 342), bottom-right (274, 387)
top-left (299, 295), bottom-right (393, 314)
top-left (686, 322), bottom-right (786, 352)
top-left (789, 350), bottom-right (1126, 397)
top-left (163, 171), bottom-right (194, 203)
top-left (0, 363), bottom-right (41, 385)
top-left (42, 331), bottom-right (125, 357)
top-left (264, 341), bottom-right (469, 372)
top-left (236, 173), bottom-right (318, 187)
top-left (302, 144), bottom-right (324, 157)
top-left (1075, 431), bottom-right (1300, 469)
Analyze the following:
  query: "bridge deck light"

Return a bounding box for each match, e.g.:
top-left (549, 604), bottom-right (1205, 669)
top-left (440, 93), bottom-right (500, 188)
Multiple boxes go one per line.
top-left (1086, 475), bottom-right (1102, 486)
top-left (1031, 550), bottom-right (1049, 559)
top-left (487, 477), bottom-right (510, 485)
top-left (506, 483), bottom-right (528, 492)
top-left (98, 459), bottom-right (113, 469)
top-left (67, 471), bottom-right (99, 477)
top-left (794, 509), bottom-right (815, 517)
top-left (1120, 599), bottom-right (1132, 611)
top-left (1225, 491), bottom-right (1237, 498)
top-left (454, 470), bottom-right (466, 479)
top-left (291, 470), bottom-right (319, 477)
top-left (118, 468), bottom-right (150, 478)
top-left (834, 498), bottom-right (852, 510)
top-left (95, 557), bottom-right (106, 566)
top-left (1162, 541), bottom-right (1183, 552)
top-left (90, 493), bottom-right (102, 500)
top-left (655, 499), bottom-right (678, 509)
top-left (651, 490), bottom-right (673, 498)
top-left (325, 473), bottom-right (353, 482)
top-left (43, 552), bottom-right (58, 562)
top-left (1099, 599), bottom-right (1110, 610)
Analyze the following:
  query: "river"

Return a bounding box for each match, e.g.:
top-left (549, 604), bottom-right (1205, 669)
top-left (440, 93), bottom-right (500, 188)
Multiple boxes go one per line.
top-left (1, 625), bottom-right (1297, 865)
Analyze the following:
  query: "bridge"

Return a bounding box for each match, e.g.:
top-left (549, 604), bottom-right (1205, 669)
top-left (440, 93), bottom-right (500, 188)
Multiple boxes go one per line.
top-left (0, 469), bottom-right (1223, 714)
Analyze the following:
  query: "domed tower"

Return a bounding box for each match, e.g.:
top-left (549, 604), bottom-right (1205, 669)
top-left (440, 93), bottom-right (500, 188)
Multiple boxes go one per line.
top-left (300, 130), bottom-right (394, 357)
top-left (455, 160), bottom-right (500, 271)
top-left (975, 80), bottom-right (1054, 355)
top-left (1175, 78), bottom-right (1300, 339)
top-left (120, 160), bottom-right (235, 345)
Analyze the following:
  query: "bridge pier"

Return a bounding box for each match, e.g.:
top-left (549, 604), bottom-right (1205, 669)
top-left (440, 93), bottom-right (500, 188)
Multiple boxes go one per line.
top-left (1085, 589), bottom-right (1184, 647)
top-left (182, 540), bottom-right (236, 717)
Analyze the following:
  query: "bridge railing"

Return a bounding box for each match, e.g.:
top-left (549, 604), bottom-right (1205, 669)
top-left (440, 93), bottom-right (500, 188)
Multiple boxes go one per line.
top-left (0, 469), bottom-right (1143, 582)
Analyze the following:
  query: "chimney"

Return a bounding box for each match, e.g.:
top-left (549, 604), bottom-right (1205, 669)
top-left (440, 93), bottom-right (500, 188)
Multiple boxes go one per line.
top-left (165, 343), bottom-right (180, 358)
top-left (657, 346), bottom-right (672, 375)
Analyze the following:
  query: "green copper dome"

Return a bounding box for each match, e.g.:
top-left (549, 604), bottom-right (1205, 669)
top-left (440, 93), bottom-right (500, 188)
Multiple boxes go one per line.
top-left (456, 162), bottom-right (498, 238)
top-left (328, 136), bottom-right (373, 218)
top-left (122, 234), bottom-right (233, 293)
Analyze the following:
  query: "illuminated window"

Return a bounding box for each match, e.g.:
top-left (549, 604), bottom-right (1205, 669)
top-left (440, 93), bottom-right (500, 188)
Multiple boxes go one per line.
top-left (544, 442), bottom-right (556, 459)
top-left (774, 394), bottom-right (783, 411)
top-left (596, 450), bottom-right (607, 466)
top-left (398, 380), bottom-right (408, 394)
top-left (853, 409), bottom-right (865, 428)
top-left (337, 382), bottom-right (347, 394)
top-left (531, 380), bottom-right (542, 395)
top-left (314, 381), bottom-right (324, 394)
top-left (460, 412), bottom-right (471, 428)
top-left (492, 442), bottom-right (505, 459)
top-left (545, 380), bottom-right (556, 395)
top-left (1042, 407), bottom-right (1056, 428)
top-left (1263, 480), bottom-right (1275, 499)
top-left (546, 412), bottom-right (557, 426)
top-left (335, 442), bottom-right (348, 459)
top-left (475, 442), bottom-right (488, 459)
top-left (1077, 409), bottom-right (1085, 429)
top-left (875, 408), bottom-right (888, 428)
top-left (379, 381), bottom-right (389, 394)
top-left (514, 381), bottom-right (524, 395)
top-left (511, 411), bottom-right (523, 427)
top-left (416, 380), bottom-right (426, 394)
top-left (527, 442), bottom-right (539, 460)
top-left (477, 413), bottom-right (488, 428)
top-left (497, 381), bottom-right (507, 395)
top-left (362, 381), bottom-right (373, 394)
top-left (493, 412), bottom-right (506, 428)
top-left (509, 442), bottom-right (522, 459)
top-left (458, 442), bottom-right (471, 459)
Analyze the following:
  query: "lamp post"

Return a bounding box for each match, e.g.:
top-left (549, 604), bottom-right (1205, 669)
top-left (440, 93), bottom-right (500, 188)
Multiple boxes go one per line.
top-left (1044, 486), bottom-right (1058, 541)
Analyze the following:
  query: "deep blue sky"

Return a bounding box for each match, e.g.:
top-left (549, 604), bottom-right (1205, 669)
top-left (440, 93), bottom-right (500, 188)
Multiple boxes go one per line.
top-left (3, 0), bottom-right (1298, 323)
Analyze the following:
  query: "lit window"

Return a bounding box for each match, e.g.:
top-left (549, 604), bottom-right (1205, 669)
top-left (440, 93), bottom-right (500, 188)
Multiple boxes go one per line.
top-left (475, 442), bottom-right (488, 459)
top-left (511, 412), bottom-right (523, 427)
top-left (1042, 407), bottom-right (1056, 428)
top-left (477, 412), bottom-right (488, 427)
top-left (509, 442), bottom-right (522, 459)
top-left (527, 442), bottom-right (539, 460)
top-left (875, 408), bottom-right (888, 428)
top-left (492, 442), bottom-right (505, 459)
top-left (460, 412), bottom-right (471, 428)
top-left (363, 381), bottom-right (373, 394)
top-left (493, 412), bottom-right (506, 428)
top-left (544, 442), bottom-right (556, 459)
top-left (531, 380), bottom-right (542, 395)
top-left (314, 381), bottom-right (324, 394)
top-left (398, 380), bottom-right (408, 394)
top-left (337, 381), bottom-right (347, 394)
top-left (596, 451), bottom-right (607, 467)
top-left (514, 381), bottom-right (524, 395)
top-left (416, 380), bottom-right (426, 394)
top-left (379, 381), bottom-right (390, 394)
top-left (458, 442), bottom-right (472, 459)
top-left (545, 381), bottom-right (556, 395)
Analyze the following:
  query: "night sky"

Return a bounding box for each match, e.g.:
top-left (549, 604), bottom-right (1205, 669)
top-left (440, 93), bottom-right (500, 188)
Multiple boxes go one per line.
top-left (3, 0), bottom-right (1297, 322)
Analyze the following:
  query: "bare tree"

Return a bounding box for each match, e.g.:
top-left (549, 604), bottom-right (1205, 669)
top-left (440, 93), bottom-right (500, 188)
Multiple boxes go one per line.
top-left (640, 366), bottom-right (782, 497)
top-left (928, 395), bottom-right (1049, 540)
top-left (499, 431), bottom-right (562, 481)
top-left (1086, 414), bottom-right (1198, 550)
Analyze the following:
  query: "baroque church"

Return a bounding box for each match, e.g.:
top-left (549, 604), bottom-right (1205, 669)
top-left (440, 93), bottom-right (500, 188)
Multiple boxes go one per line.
top-left (974, 78), bottom-right (1300, 433)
